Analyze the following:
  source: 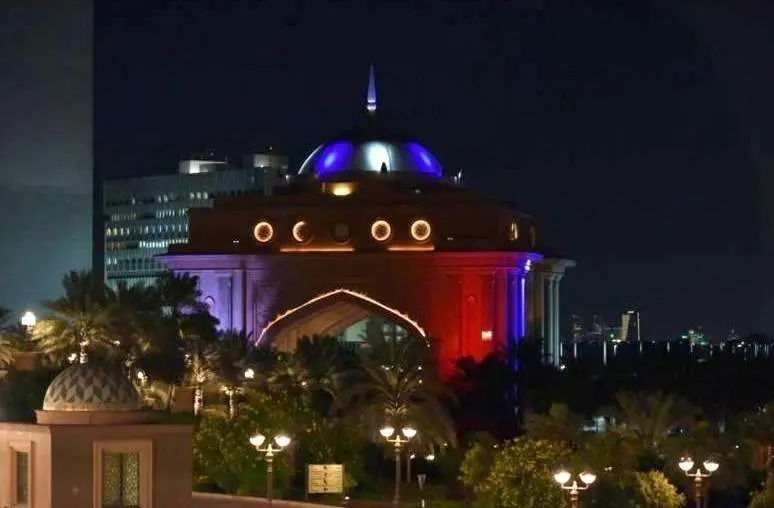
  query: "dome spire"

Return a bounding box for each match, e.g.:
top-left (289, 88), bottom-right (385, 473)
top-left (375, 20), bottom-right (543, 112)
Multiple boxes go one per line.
top-left (366, 64), bottom-right (377, 114)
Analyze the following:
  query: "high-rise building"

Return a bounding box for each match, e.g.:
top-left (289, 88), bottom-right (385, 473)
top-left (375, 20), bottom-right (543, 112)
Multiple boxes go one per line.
top-left (0, 1), bottom-right (93, 312)
top-left (620, 309), bottom-right (642, 342)
top-left (103, 153), bottom-right (287, 287)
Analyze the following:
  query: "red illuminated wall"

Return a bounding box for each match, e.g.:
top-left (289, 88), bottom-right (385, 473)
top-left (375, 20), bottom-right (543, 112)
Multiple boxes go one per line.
top-left (165, 250), bottom-right (536, 376)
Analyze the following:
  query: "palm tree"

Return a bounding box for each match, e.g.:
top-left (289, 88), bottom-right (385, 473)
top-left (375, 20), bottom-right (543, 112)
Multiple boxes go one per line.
top-left (33, 270), bottom-right (115, 364)
top-left (180, 310), bottom-right (220, 416)
top-left (106, 281), bottom-right (159, 367)
top-left (269, 335), bottom-right (350, 413)
top-left (615, 391), bottom-right (697, 457)
top-left (341, 332), bottom-right (457, 447)
top-left (524, 403), bottom-right (586, 450)
top-left (216, 329), bottom-right (254, 418)
top-left (0, 307), bottom-right (21, 365)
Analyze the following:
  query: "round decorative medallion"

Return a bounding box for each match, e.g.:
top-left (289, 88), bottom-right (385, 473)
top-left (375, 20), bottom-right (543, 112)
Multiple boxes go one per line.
top-left (253, 221), bottom-right (274, 243)
top-left (410, 219), bottom-right (432, 242)
top-left (370, 219), bottom-right (392, 242)
top-left (332, 223), bottom-right (351, 243)
top-left (292, 221), bottom-right (312, 243)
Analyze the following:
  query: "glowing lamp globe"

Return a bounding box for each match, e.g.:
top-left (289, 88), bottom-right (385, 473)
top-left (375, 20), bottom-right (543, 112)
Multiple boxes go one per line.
top-left (274, 434), bottom-right (292, 448)
top-left (426, 454), bottom-right (436, 461)
top-left (703, 459), bottom-right (719, 473)
top-left (579, 472), bottom-right (597, 485)
top-left (243, 368), bottom-right (255, 380)
top-left (402, 426), bottom-right (417, 439)
top-left (678, 457), bottom-right (695, 472)
top-left (20, 311), bottom-right (36, 328)
top-left (554, 470), bottom-right (572, 485)
top-left (380, 426), bottom-right (395, 438)
top-left (249, 434), bottom-right (266, 449)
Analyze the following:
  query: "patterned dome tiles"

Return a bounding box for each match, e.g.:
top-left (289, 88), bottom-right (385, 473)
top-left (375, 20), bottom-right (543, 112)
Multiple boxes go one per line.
top-left (42, 362), bottom-right (141, 412)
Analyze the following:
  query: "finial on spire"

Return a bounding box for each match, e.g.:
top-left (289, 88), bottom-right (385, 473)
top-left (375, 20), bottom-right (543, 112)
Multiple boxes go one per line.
top-left (366, 64), bottom-right (377, 114)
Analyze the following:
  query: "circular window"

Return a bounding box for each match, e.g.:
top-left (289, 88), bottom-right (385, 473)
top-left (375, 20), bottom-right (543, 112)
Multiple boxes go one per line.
top-left (332, 223), bottom-right (351, 243)
top-left (292, 221), bottom-right (312, 243)
top-left (370, 219), bottom-right (392, 242)
top-left (410, 219), bottom-right (432, 242)
top-left (253, 221), bottom-right (274, 243)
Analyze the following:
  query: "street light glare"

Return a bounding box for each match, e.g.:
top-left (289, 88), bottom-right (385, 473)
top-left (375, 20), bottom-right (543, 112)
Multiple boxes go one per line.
top-left (20, 311), bottom-right (36, 328)
top-left (380, 426), bottom-right (395, 438)
top-left (678, 457), bottom-right (695, 472)
top-left (703, 459), bottom-right (719, 473)
top-left (274, 434), bottom-right (291, 448)
top-left (401, 426), bottom-right (417, 439)
top-left (426, 454), bottom-right (435, 461)
top-left (554, 470), bottom-right (572, 485)
top-left (249, 433), bottom-right (266, 448)
top-left (579, 472), bottom-right (597, 485)
top-left (244, 368), bottom-right (255, 379)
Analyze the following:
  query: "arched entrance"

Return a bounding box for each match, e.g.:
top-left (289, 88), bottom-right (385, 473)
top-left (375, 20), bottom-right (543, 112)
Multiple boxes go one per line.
top-left (257, 288), bottom-right (426, 350)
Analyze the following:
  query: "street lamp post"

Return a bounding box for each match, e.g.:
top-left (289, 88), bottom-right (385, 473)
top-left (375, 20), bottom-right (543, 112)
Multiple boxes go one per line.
top-left (679, 456), bottom-right (719, 508)
top-left (380, 425), bottom-right (417, 506)
top-left (554, 470), bottom-right (596, 508)
top-left (249, 432), bottom-right (292, 504)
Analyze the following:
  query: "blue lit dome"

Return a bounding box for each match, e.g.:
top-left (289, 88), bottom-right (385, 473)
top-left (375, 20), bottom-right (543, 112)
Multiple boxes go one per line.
top-left (298, 122), bottom-right (444, 180)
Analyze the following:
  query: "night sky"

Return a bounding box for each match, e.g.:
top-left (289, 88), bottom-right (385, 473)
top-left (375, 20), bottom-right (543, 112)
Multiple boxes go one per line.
top-left (95, 0), bottom-right (774, 341)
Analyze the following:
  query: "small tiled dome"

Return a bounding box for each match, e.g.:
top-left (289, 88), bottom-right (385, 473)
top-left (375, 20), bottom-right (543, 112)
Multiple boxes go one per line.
top-left (42, 363), bottom-right (141, 412)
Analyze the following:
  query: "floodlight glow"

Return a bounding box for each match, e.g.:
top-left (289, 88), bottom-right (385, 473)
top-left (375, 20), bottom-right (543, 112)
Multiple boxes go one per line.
top-left (365, 142), bottom-right (390, 172)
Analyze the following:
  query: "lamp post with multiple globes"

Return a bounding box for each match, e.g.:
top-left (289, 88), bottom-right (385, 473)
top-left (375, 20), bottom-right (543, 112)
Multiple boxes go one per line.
top-left (553, 470), bottom-right (596, 508)
top-left (380, 425), bottom-right (417, 506)
top-left (678, 456), bottom-right (719, 508)
top-left (249, 433), bottom-right (292, 504)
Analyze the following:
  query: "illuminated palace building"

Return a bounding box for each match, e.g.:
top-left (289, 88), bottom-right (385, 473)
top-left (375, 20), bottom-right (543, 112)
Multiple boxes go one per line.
top-left (162, 70), bottom-right (575, 371)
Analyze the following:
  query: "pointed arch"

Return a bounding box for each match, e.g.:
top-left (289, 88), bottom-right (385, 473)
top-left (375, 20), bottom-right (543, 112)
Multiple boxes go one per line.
top-left (257, 288), bottom-right (426, 348)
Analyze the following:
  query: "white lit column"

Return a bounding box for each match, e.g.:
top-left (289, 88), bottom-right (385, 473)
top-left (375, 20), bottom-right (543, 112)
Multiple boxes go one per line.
top-left (545, 275), bottom-right (557, 364)
top-left (553, 274), bottom-right (563, 366)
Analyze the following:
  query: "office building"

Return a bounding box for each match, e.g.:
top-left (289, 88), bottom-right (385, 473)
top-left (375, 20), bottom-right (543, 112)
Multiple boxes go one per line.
top-left (103, 153), bottom-right (287, 287)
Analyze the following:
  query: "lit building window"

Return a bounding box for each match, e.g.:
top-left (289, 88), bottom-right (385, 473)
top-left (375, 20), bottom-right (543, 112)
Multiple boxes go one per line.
top-left (13, 448), bottom-right (29, 506)
top-left (292, 221), bottom-right (312, 243)
top-left (410, 219), bottom-right (432, 242)
top-left (101, 450), bottom-right (141, 507)
top-left (329, 182), bottom-right (354, 197)
top-left (508, 221), bottom-right (519, 241)
top-left (253, 221), bottom-right (274, 243)
top-left (370, 219), bottom-right (392, 242)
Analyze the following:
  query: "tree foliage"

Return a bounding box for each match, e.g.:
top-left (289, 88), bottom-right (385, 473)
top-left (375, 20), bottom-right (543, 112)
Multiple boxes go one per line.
top-left (460, 437), bottom-right (570, 508)
top-left (634, 470), bottom-right (685, 507)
